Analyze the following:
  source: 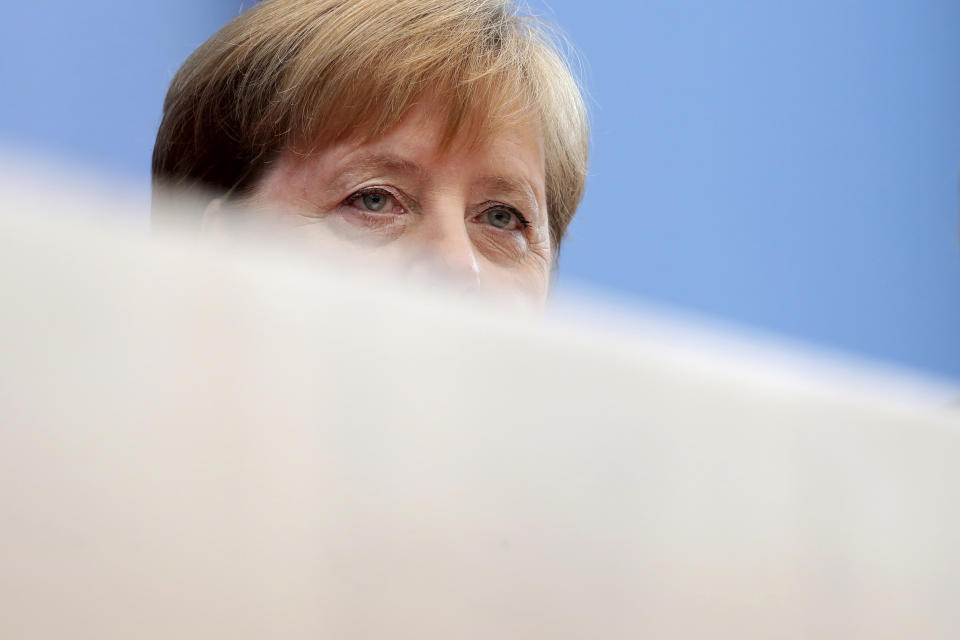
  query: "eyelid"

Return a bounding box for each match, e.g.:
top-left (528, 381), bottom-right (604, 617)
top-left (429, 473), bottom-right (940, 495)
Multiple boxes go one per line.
top-left (343, 188), bottom-right (530, 232)
top-left (479, 202), bottom-right (530, 230)
top-left (344, 185), bottom-right (407, 214)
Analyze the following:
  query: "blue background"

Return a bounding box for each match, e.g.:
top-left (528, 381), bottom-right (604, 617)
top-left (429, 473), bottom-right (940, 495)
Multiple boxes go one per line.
top-left (1, 1), bottom-right (958, 381)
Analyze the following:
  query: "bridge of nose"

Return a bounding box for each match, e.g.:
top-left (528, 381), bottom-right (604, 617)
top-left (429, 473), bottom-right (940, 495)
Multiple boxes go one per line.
top-left (403, 192), bottom-right (481, 286)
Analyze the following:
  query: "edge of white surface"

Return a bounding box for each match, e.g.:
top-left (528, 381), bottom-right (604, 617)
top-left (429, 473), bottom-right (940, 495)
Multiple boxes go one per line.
top-left (548, 283), bottom-right (960, 411)
top-left (2, 147), bottom-right (957, 415)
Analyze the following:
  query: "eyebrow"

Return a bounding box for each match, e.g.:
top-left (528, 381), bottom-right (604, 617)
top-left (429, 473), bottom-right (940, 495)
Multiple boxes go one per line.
top-left (338, 152), bottom-right (425, 179)
top-left (474, 175), bottom-right (541, 217)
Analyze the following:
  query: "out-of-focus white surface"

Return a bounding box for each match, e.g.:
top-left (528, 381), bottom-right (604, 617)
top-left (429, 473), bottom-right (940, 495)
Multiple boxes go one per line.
top-left (547, 288), bottom-right (960, 410)
top-left (1, 163), bottom-right (959, 638)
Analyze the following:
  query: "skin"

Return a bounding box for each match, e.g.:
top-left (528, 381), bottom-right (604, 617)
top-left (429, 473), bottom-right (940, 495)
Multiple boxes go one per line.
top-left (203, 102), bottom-right (553, 308)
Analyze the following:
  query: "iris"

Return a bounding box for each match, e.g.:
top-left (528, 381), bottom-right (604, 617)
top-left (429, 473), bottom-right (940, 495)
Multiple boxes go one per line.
top-left (362, 192), bottom-right (389, 212)
top-left (487, 208), bottom-right (513, 229)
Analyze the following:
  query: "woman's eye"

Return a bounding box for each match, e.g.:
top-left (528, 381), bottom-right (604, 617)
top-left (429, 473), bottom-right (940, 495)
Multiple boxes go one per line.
top-left (361, 191), bottom-right (388, 212)
top-left (346, 188), bottom-right (402, 214)
top-left (482, 207), bottom-right (527, 231)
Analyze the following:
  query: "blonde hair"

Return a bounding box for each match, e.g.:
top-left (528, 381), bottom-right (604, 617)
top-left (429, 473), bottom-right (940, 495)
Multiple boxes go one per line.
top-left (152, 0), bottom-right (588, 250)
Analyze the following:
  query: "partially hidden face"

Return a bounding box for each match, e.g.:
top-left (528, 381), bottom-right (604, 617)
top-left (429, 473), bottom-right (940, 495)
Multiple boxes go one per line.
top-left (205, 102), bottom-right (553, 308)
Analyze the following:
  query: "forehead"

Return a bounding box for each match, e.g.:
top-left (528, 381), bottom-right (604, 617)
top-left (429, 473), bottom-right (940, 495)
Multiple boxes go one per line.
top-left (346, 101), bottom-right (546, 188)
top-left (254, 100), bottom-right (549, 225)
top-left (273, 100), bottom-right (547, 205)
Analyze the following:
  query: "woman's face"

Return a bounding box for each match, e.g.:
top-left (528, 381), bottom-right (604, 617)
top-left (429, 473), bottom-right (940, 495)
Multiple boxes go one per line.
top-left (216, 102), bottom-right (553, 307)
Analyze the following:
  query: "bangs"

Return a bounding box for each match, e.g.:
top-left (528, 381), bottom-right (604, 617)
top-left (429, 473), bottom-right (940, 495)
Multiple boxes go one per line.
top-left (271, 1), bottom-right (543, 153)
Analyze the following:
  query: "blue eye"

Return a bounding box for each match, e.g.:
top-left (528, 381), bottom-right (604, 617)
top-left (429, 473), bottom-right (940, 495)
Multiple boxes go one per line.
top-left (486, 208), bottom-right (514, 229)
top-left (345, 188), bottom-right (404, 215)
top-left (361, 191), bottom-right (389, 212)
top-left (483, 206), bottom-right (529, 231)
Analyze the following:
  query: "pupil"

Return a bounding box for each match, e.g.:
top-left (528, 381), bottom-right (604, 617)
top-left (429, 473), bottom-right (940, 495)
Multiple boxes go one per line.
top-left (488, 209), bottom-right (511, 228)
top-left (363, 192), bottom-right (387, 211)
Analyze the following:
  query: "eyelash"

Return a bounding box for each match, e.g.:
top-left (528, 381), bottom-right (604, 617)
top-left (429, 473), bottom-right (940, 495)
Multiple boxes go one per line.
top-left (345, 187), bottom-right (405, 214)
top-left (344, 187), bottom-right (529, 231)
top-left (483, 205), bottom-right (530, 230)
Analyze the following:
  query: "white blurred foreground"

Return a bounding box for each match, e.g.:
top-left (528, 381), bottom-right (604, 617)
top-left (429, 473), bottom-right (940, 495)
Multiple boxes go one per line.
top-left (1, 160), bottom-right (959, 638)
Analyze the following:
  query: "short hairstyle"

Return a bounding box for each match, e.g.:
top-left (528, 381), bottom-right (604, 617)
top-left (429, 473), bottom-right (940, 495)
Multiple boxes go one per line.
top-left (152, 0), bottom-right (588, 251)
